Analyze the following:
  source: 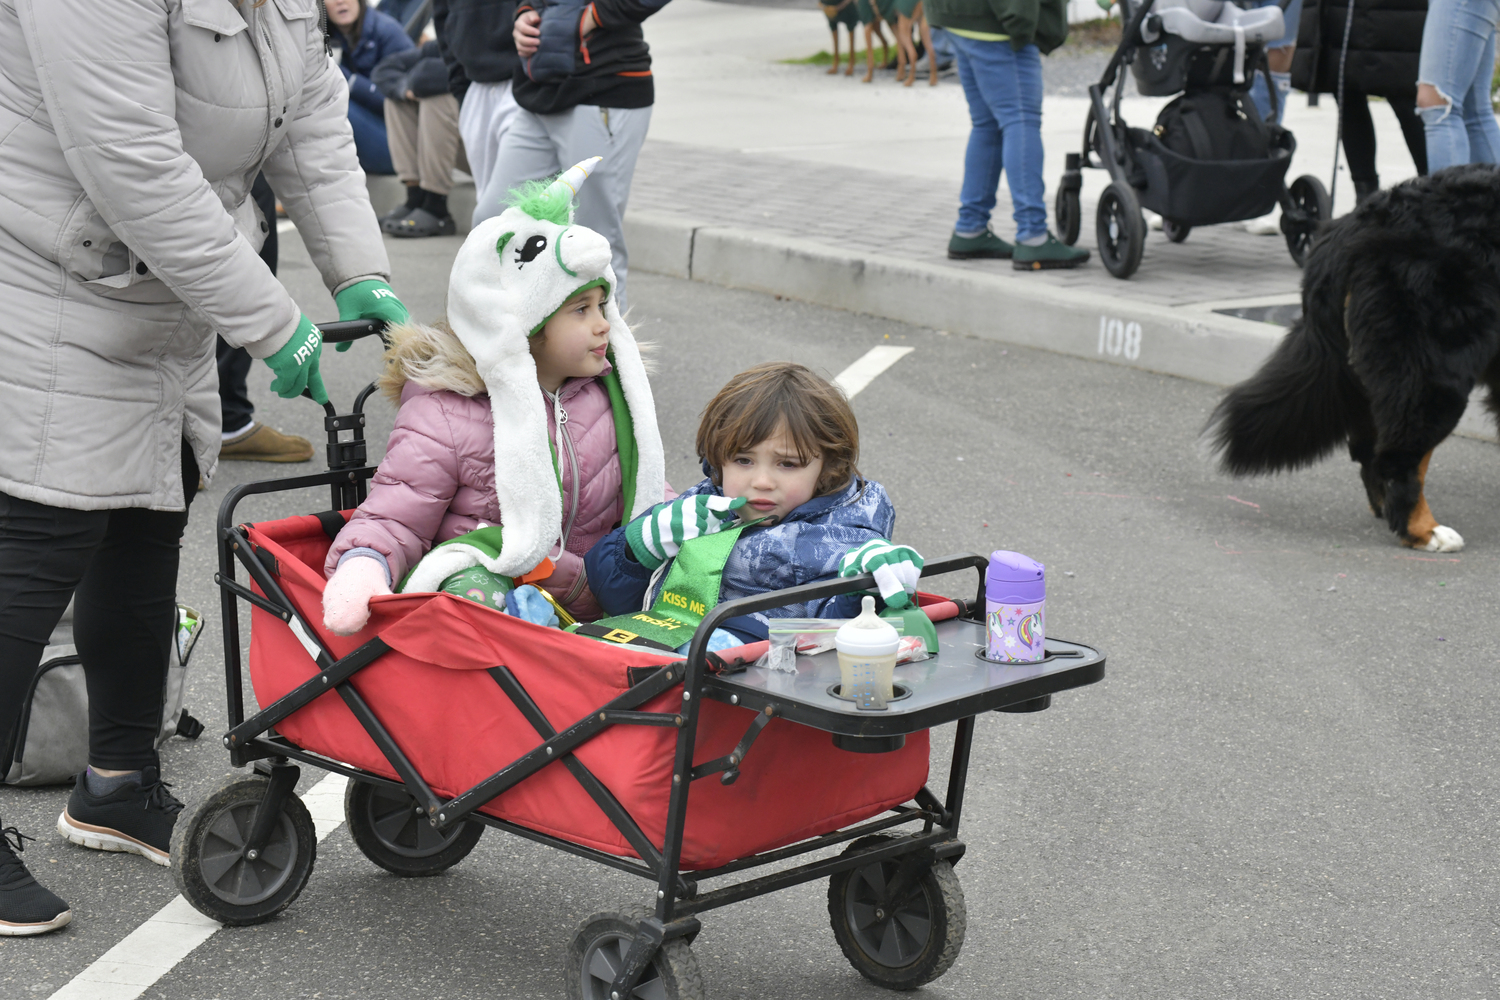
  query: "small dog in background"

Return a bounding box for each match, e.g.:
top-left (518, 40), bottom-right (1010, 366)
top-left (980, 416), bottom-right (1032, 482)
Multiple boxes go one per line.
top-left (883, 0), bottom-right (938, 86)
top-left (1206, 165), bottom-right (1500, 553)
top-left (856, 0), bottom-right (893, 82)
top-left (821, 0), bottom-right (860, 76)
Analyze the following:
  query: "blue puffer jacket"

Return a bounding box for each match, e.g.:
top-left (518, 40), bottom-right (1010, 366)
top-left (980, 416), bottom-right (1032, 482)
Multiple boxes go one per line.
top-left (585, 477), bottom-right (896, 642)
top-left (331, 7), bottom-right (415, 114)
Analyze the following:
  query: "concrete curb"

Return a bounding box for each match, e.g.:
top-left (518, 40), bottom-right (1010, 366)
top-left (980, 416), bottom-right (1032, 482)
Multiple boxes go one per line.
top-left (624, 209), bottom-right (1497, 444)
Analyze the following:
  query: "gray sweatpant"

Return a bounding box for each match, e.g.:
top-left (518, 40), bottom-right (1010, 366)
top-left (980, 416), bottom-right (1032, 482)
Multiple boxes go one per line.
top-left (475, 104), bottom-right (652, 310)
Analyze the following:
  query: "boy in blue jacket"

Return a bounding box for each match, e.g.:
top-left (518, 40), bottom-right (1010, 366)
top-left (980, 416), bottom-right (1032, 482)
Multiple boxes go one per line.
top-left (585, 362), bottom-right (924, 648)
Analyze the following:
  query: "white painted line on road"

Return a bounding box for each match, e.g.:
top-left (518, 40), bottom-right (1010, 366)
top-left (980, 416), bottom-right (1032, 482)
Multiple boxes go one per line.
top-left (834, 345), bottom-right (915, 399)
top-left (275, 218), bottom-right (296, 235)
top-left (47, 773), bottom-right (350, 1000)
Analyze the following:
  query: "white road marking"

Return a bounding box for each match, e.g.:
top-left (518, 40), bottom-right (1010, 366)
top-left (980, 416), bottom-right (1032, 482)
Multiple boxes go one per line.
top-left (47, 774), bottom-right (350, 1000)
top-left (275, 218), bottom-right (296, 235)
top-left (834, 345), bottom-right (915, 399)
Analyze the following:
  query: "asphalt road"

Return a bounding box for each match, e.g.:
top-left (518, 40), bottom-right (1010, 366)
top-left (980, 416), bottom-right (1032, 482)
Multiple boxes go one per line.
top-left (4, 229), bottom-right (1499, 1000)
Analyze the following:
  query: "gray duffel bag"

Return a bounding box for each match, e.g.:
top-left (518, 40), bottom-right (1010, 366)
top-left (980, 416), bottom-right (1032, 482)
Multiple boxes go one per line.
top-left (3, 604), bottom-right (206, 786)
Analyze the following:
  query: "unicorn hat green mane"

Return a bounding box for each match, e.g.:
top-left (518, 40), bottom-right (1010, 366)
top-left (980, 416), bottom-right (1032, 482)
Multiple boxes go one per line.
top-left (408, 158), bottom-right (666, 590)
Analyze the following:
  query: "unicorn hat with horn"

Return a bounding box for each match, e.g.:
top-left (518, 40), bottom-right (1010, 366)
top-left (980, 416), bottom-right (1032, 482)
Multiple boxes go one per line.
top-left (413, 158), bottom-right (666, 587)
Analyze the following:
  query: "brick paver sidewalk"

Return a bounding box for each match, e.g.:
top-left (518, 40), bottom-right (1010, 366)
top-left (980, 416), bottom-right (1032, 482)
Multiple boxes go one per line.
top-left (631, 138), bottom-right (1308, 311)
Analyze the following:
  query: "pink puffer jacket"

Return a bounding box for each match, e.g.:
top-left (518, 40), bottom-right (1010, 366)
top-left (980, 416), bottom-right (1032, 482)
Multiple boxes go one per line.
top-left (326, 373), bottom-right (665, 621)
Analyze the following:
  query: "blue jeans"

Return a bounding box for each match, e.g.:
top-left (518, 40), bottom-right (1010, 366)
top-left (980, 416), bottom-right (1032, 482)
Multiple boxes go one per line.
top-left (348, 101), bottom-right (395, 175)
top-left (1417, 0), bottom-right (1500, 171)
top-left (1247, 0), bottom-right (1302, 124)
top-left (951, 36), bottom-right (1047, 242)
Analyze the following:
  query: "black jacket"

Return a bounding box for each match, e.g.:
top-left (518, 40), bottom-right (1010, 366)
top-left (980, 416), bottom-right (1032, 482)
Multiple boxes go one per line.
top-left (372, 41), bottom-right (452, 101)
top-left (512, 0), bottom-right (672, 115)
top-left (432, 0), bottom-right (521, 103)
top-left (1291, 0), bottom-right (1427, 97)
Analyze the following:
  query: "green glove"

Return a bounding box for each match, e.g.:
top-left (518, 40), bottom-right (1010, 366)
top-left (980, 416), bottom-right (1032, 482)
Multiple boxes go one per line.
top-left (263, 315), bottom-right (328, 405)
top-left (625, 494), bottom-right (747, 570)
top-left (838, 539), bottom-right (925, 610)
top-left (332, 279), bottom-right (409, 352)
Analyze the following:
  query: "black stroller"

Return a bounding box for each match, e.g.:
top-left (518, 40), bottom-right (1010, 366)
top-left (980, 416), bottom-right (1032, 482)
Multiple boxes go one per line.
top-left (1055, 0), bottom-right (1330, 278)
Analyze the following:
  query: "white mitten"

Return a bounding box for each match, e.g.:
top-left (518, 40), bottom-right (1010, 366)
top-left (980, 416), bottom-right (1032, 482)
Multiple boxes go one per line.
top-left (323, 556), bottom-right (393, 636)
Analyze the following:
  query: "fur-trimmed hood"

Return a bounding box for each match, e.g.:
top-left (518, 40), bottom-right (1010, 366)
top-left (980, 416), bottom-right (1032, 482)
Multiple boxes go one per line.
top-left (378, 320), bottom-right (486, 406)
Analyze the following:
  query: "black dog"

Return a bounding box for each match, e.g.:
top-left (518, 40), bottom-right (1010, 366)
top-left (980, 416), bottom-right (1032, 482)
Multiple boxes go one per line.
top-left (1206, 165), bottom-right (1500, 552)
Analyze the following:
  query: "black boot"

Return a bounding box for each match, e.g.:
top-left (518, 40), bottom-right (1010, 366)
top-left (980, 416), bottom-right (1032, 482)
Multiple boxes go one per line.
top-left (1353, 177), bottom-right (1379, 205)
top-left (0, 820), bottom-right (71, 936)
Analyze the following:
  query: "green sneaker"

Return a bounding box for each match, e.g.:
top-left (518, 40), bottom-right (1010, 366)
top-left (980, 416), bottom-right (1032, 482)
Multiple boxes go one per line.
top-left (947, 228), bottom-right (1013, 260)
top-left (1012, 234), bottom-right (1090, 271)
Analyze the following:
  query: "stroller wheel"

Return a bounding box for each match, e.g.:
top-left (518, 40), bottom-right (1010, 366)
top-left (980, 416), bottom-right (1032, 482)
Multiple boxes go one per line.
top-left (567, 906), bottom-right (705, 1000)
top-left (171, 776), bottom-right (316, 926)
top-left (1055, 185), bottom-right (1082, 246)
top-left (1163, 218), bottom-right (1191, 243)
top-left (827, 834), bottom-right (967, 990)
top-left (1096, 182), bottom-right (1146, 279)
top-left (345, 780), bottom-right (484, 877)
top-left (1283, 174), bottom-right (1331, 267)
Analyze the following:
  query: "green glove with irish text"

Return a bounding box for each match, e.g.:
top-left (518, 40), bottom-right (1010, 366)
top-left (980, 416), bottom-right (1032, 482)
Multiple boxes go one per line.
top-left (332, 279), bottom-right (409, 351)
top-left (263, 315), bottom-right (328, 405)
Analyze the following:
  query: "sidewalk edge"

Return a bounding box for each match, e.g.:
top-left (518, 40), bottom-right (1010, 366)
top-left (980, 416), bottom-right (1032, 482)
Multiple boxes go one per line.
top-left (623, 209), bottom-right (1497, 444)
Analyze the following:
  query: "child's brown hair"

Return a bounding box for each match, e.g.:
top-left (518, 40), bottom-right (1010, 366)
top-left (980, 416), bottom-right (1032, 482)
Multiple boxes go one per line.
top-left (696, 362), bottom-right (860, 497)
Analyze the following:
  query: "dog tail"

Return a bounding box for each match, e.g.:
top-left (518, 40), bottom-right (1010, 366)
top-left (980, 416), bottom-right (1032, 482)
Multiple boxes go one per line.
top-left (1205, 265), bottom-right (1354, 477)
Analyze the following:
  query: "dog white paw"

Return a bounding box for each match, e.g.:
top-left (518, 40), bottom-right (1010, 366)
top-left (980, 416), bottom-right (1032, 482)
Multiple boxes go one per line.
top-left (1421, 525), bottom-right (1465, 553)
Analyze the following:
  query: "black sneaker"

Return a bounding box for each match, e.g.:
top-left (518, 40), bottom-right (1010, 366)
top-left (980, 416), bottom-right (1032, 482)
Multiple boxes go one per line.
top-left (57, 767), bottom-right (184, 867)
top-left (0, 821), bottom-right (71, 935)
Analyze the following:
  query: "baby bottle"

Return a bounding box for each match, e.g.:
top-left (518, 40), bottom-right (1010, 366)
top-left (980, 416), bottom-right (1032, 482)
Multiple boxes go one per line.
top-left (836, 596), bottom-right (900, 704)
top-left (986, 551), bottom-right (1045, 663)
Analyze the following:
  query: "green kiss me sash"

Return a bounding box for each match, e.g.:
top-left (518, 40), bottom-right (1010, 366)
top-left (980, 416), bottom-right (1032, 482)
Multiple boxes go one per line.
top-left (571, 523), bottom-right (745, 652)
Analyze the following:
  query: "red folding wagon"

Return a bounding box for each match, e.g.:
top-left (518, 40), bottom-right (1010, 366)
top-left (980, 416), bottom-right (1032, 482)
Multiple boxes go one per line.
top-left (173, 321), bottom-right (1106, 999)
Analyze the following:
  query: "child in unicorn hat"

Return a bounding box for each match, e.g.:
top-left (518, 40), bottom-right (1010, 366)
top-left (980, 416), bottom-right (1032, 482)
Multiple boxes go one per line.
top-left (322, 158), bottom-right (671, 635)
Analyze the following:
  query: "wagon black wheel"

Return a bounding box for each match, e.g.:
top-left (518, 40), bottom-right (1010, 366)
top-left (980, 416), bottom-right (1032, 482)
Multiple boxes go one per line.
top-left (1282, 174), bottom-right (1330, 267)
top-left (566, 906), bottom-right (705, 1000)
top-left (1162, 218), bottom-right (1191, 243)
top-left (171, 776), bottom-right (316, 926)
top-left (345, 780), bottom-right (483, 877)
top-left (1055, 185), bottom-right (1082, 245)
top-left (827, 834), bottom-right (967, 990)
top-left (1096, 181), bottom-right (1146, 279)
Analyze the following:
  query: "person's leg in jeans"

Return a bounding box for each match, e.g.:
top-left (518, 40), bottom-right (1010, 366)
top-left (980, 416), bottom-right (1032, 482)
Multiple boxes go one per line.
top-left (347, 101), bottom-right (396, 175)
top-left (1417, 0), bottom-right (1500, 171)
top-left (1248, 0), bottom-right (1301, 125)
top-left (951, 42), bottom-right (1005, 244)
top-left (948, 36), bottom-right (1046, 241)
top-left (1458, 27), bottom-right (1500, 162)
top-left (553, 105), bottom-right (652, 312)
top-left (473, 108), bottom-right (559, 227)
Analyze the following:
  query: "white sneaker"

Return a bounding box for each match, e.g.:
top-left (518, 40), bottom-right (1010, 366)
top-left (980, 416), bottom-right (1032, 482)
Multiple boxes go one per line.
top-left (1143, 209), bottom-right (1164, 231)
top-left (1242, 209), bottom-right (1281, 236)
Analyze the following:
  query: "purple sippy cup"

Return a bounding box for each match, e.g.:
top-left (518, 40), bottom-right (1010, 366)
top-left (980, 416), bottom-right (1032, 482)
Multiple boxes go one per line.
top-left (985, 551), bottom-right (1045, 663)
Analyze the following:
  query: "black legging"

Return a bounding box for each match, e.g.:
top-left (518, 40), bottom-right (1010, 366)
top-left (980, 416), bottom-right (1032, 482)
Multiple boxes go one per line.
top-left (0, 443), bottom-right (198, 773)
top-left (1338, 87), bottom-right (1429, 183)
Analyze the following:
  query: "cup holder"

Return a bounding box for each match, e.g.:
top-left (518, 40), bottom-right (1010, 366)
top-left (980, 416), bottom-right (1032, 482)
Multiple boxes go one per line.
top-left (826, 683), bottom-right (912, 703)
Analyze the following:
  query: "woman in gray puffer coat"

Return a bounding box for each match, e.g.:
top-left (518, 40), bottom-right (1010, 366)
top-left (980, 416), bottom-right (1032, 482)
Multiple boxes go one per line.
top-left (0, 0), bottom-right (410, 935)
